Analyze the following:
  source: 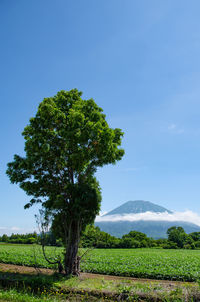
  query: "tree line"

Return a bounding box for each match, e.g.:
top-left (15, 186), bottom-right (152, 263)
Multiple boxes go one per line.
top-left (1, 225), bottom-right (200, 249)
top-left (0, 232), bottom-right (38, 244)
top-left (81, 225), bottom-right (200, 249)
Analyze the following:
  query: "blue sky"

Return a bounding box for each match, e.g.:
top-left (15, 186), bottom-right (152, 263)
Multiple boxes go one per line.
top-left (1, 0), bottom-right (200, 234)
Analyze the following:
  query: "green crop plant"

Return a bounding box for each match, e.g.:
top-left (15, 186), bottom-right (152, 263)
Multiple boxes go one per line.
top-left (1, 245), bottom-right (200, 281)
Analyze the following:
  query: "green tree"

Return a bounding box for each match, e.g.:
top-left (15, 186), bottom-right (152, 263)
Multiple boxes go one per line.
top-left (1, 234), bottom-right (8, 242)
top-left (6, 89), bottom-right (124, 275)
top-left (81, 225), bottom-right (120, 248)
top-left (189, 232), bottom-right (200, 242)
top-left (167, 226), bottom-right (187, 248)
top-left (122, 230), bottom-right (148, 241)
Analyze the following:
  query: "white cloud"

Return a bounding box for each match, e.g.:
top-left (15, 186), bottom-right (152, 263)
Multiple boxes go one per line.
top-left (168, 123), bottom-right (184, 134)
top-left (168, 124), bottom-right (177, 130)
top-left (99, 211), bottom-right (108, 216)
top-left (95, 210), bottom-right (200, 226)
top-left (0, 226), bottom-right (36, 236)
top-left (10, 227), bottom-right (21, 231)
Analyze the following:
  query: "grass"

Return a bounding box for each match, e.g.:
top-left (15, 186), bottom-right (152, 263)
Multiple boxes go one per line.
top-left (0, 288), bottom-right (65, 302)
top-left (0, 271), bottom-right (199, 302)
top-left (1, 245), bottom-right (200, 281)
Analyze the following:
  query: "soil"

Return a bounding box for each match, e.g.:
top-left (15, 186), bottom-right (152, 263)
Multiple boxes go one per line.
top-left (0, 263), bottom-right (53, 275)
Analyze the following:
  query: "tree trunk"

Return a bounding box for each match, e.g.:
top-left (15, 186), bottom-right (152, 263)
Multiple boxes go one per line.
top-left (64, 220), bottom-right (81, 276)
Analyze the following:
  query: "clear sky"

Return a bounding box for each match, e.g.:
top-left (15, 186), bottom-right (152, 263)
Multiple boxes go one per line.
top-left (1, 0), bottom-right (200, 235)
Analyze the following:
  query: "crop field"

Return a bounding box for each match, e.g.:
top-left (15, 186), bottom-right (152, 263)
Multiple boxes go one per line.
top-left (0, 244), bottom-right (200, 281)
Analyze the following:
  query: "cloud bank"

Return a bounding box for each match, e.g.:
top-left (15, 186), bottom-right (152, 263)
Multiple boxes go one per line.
top-left (0, 227), bottom-right (36, 236)
top-left (95, 211), bottom-right (200, 226)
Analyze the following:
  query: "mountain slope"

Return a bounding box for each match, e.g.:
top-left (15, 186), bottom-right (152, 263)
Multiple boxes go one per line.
top-left (104, 200), bottom-right (172, 215)
top-left (95, 220), bottom-right (200, 238)
top-left (95, 200), bottom-right (200, 238)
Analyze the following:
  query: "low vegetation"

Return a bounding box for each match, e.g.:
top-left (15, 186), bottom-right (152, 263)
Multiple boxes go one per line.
top-left (0, 245), bottom-right (200, 281)
top-left (0, 267), bottom-right (200, 302)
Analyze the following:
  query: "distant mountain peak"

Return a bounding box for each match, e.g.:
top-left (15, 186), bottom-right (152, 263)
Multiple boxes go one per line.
top-left (104, 200), bottom-right (172, 216)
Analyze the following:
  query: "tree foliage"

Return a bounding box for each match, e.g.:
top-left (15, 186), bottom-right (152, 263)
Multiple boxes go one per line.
top-left (167, 226), bottom-right (187, 248)
top-left (6, 89), bottom-right (124, 275)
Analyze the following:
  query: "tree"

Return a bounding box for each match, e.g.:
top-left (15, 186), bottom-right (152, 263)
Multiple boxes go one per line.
top-left (189, 232), bottom-right (200, 242)
top-left (6, 89), bottom-right (124, 275)
top-left (167, 226), bottom-right (187, 248)
top-left (1, 234), bottom-right (8, 242)
top-left (122, 230), bottom-right (148, 241)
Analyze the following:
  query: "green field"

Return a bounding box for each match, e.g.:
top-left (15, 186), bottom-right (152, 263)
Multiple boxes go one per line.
top-left (0, 244), bottom-right (200, 281)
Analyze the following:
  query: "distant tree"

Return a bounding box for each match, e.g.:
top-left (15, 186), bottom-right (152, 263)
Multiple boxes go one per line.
top-left (162, 241), bottom-right (178, 249)
top-left (122, 230), bottom-right (148, 241)
top-left (183, 235), bottom-right (195, 249)
top-left (1, 233), bottom-right (38, 244)
top-left (1, 234), bottom-right (8, 242)
top-left (189, 232), bottom-right (200, 242)
top-left (6, 89), bottom-right (124, 275)
top-left (120, 237), bottom-right (136, 248)
top-left (194, 241), bottom-right (200, 248)
top-left (81, 225), bottom-right (120, 248)
top-left (122, 230), bottom-right (153, 247)
top-left (167, 226), bottom-right (187, 248)
top-left (155, 238), bottom-right (168, 246)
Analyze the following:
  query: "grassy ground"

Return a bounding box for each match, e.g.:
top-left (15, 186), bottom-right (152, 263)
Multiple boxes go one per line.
top-left (0, 263), bottom-right (200, 301)
top-left (0, 245), bottom-right (200, 281)
top-left (0, 288), bottom-right (65, 302)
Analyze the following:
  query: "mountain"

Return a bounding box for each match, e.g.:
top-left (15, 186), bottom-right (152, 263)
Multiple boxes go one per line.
top-left (95, 220), bottom-right (200, 239)
top-left (95, 200), bottom-right (200, 239)
top-left (104, 200), bottom-right (172, 215)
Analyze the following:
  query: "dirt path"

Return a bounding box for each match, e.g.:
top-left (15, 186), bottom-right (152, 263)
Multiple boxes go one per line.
top-left (0, 263), bottom-right (53, 275)
top-left (0, 263), bottom-right (195, 288)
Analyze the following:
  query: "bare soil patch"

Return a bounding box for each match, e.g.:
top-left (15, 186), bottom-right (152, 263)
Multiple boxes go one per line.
top-left (0, 263), bottom-right (53, 275)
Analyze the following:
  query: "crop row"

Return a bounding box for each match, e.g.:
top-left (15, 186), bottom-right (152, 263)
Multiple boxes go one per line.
top-left (0, 245), bottom-right (200, 281)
